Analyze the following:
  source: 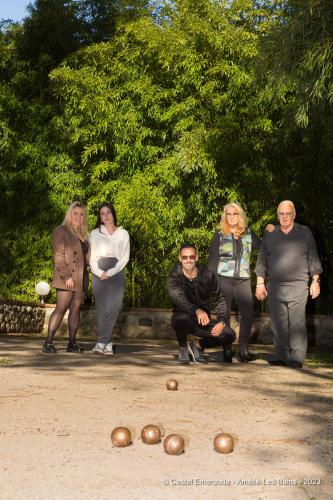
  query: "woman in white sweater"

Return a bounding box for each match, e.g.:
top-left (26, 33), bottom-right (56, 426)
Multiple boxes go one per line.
top-left (90, 202), bottom-right (130, 354)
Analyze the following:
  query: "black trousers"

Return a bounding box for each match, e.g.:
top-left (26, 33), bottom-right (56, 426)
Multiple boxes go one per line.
top-left (218, 276), bottom-right (253, 349)
top-left (171, 312), bottom-right (236, 349)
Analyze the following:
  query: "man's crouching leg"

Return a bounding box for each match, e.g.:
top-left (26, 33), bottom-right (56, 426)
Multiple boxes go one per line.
top-left (196, 323), bottom-right (236, 363)
top-left (171, 314), bottom-right (194, 364)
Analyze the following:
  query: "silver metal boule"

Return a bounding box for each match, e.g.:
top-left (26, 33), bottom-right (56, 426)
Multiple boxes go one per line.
top-left (213, 433), bottom-right (234, 454)
top-left (111, 427), bottom-right (132, 447)
top-left (166, 379), bottom-right (178, 391)
top-left (141, 424), bottom-right (161, 444)
top-left (163, 434), bottom-right (185, 455)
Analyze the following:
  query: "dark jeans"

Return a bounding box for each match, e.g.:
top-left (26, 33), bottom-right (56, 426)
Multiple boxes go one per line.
top-left (171, 312), bottom-right (236, 349)
top-left (218, 276), bottom-right (253, 349)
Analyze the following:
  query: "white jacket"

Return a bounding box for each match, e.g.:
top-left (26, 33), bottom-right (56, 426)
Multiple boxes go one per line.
top-left (90, 225), bottom-right (130, 278)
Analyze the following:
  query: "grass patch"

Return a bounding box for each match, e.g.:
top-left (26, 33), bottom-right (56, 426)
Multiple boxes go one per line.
top-left (305, 347), bottom-right (333, 368)
top-left (250, 344), bottom-right (333, 368)
top-left (0, 357), bottom-right (13, 366)
top-left (305, 349), bottom-right (333, 368)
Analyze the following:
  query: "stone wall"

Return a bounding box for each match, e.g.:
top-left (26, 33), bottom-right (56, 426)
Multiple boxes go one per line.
top-left (114, 309), bottom-right (333, 347)
top-left (0, 300), bottom-right (45, 333)
top-left (2, 301), bottom-right (333, 347)
top-left (46, 306), bottom-right (333, 347)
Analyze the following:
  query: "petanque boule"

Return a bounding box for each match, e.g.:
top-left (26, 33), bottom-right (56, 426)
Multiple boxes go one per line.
top-left (141, 424), bottom-right (161, 445)
top-left (166, 379), bottom-right (178, 391)
top-left (111, 427), bottom-right (132, 447)
top-left (163, 434), bottom-right (185, 455)
top-left (213, 432), bottom-right (234, 454)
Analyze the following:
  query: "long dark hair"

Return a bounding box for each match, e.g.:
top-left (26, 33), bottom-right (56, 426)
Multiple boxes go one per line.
top-left (95, 202), bottom-right (118, 229)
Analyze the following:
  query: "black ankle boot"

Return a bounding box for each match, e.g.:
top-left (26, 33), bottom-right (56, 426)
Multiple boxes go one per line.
top-left (66, 341), bottom-right (84, 353)
top-left (223, 345), bottom-right (233, 363)
top-left (236, 349), bottom-right (257, 363)
top-left (42, 341), bottom-right (57, 353)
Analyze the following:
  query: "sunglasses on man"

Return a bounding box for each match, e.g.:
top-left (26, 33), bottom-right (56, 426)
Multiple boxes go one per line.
top-left (180, 255), bottom-right (196, 261)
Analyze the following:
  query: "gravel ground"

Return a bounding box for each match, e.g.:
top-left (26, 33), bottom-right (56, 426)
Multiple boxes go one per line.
top-left (0, 334), bottom-right (332, 500)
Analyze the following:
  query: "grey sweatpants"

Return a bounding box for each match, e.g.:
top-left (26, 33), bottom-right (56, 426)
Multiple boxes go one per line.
top-left (267, 281), bottom-right (308, 364)
top-left (92, 271), bottom-right (125, 344)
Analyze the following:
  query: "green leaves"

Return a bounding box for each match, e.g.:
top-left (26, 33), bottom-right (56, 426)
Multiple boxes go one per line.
top-left (1, 1), bottom-right (331, 311)
top-left (44, 1), bottom-right (275, 305)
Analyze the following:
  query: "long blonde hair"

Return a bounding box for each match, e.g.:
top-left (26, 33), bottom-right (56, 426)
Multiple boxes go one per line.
top-left (220, 202), bottom-right (248, 237)
top-left (62, 201), bottom-right (89, 241)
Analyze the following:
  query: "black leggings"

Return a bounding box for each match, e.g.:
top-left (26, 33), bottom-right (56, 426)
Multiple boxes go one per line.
top-left (47, 289), bottom-right (84, 343)
top-left (172, 313), bottom-right (236, 349)
top-left (217, 277), bottom-right (253, 349)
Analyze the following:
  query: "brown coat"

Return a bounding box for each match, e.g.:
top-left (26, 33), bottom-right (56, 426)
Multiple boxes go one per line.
top-left (51, 225), bottom-right (90, 292)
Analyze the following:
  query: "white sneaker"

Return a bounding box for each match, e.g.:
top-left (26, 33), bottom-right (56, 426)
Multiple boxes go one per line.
top-left (92, 342), bottom-right (105, 355)
top-left (104, 343), bottom-right (114, 355)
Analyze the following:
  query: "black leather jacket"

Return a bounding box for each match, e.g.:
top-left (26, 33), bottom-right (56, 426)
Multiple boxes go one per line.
top-left (167, 263), bottom-right (228, 323)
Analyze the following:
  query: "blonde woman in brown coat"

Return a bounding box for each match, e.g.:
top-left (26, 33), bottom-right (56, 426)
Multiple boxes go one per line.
top-left (42, 202), bottom-right (90, 353)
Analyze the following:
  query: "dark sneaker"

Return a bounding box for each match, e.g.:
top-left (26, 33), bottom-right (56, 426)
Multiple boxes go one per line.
top-left (66, 341), bottom-right (84, 353)
top-left (236, 349), bottom-right (257, 363)
top-left (42, 341), bottom-right (57, 353)
top-left (223, 345), bottom-right (233, 363)
top-left (289, 359), bottom-right (303, 369)
top-left (188, 341), bottom-right (207, 364)
top-left (268, 358), bottom-right (288, 366)
top-left (178, 347), bottom-right (190, 364)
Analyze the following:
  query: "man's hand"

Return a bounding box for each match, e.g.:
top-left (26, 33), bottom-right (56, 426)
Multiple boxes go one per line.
top-left (65, 277), bottom-right (74, 289)
top-left (255, 285), bottom-right (268, 301)
top-left (196, 309), bottom-right (210, 326)
top-left (310, 281), bottom-right (320, 299)
top-left (211, 322), bottom-right (224, 337)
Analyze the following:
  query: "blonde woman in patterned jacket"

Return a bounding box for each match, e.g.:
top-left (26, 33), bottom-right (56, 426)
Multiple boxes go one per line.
top-left (208, 203), bottom-right (261, 363)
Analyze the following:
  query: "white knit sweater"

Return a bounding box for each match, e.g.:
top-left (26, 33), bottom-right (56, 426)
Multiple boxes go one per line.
top-left (90, 225), bottom-right (130, 278)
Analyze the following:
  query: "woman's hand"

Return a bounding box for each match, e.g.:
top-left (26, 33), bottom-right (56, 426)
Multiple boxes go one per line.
top-left (65, 277), bottom-right (74, 289)
top-left (255, 285), bottom-right (268, 301)
top-left (266, 224), bottom-right (275, 233)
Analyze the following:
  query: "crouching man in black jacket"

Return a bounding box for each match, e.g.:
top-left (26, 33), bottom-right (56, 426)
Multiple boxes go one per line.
top-left (167, 243), bottom-right (236, 364)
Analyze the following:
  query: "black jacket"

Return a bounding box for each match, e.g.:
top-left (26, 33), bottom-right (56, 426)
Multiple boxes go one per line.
top-left (167, 263), bottom-right (228, 323)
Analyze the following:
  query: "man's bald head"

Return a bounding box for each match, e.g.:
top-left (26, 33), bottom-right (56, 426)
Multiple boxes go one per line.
top-left (277, 200), bottom-right (296, 232)
top-left (277, 200), bottom-right (296, 217)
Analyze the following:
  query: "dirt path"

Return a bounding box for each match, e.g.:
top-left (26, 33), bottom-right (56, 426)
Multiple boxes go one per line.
top-left (0, 335), bottom-right (332, 500)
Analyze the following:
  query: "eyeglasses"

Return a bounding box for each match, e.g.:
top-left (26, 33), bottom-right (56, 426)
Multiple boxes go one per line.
top-left (278, 212), bottom-right (293, 217)
top-left (226, 212), bottom-right (239, 217)
top-left (100, 210), bottom-right (112, 216)
top-left (180, 255), bottom-right (196, 261)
